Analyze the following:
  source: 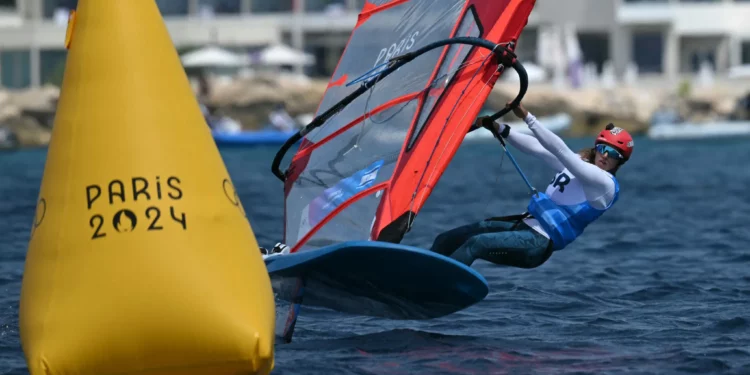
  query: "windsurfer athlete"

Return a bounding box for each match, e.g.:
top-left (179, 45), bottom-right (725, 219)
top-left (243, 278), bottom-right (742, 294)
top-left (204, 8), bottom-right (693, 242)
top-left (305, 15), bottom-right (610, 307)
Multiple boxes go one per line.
top-left (430, 102), bottom-right (634, 268)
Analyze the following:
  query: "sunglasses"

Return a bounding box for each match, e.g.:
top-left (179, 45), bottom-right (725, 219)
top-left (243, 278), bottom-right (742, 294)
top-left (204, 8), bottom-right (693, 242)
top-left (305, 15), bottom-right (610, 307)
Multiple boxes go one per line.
top-left (595, 144), bottom-right (624, 160)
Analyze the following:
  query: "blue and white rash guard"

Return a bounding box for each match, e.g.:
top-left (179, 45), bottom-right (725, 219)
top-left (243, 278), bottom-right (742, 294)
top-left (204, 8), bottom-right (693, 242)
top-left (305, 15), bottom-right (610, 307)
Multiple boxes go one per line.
top-left (502, 113), bottom-right (619, 248)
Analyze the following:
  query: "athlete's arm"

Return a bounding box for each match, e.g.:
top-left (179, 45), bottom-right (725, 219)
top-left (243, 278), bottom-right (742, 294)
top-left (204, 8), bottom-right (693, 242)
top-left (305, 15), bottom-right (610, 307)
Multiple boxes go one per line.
top-left (471, 117), bottom-right (564, 171)
top-left (525, 112), bottom-right (616, 209)
top-left (504, 128), bottom-right (565, 172)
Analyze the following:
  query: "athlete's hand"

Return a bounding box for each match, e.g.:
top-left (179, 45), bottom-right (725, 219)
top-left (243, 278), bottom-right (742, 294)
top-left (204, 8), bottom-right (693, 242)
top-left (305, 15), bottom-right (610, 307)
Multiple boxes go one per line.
top-left (474, 117), bottom-right (510, 138)
top-left (506, 101), bottom-right (528, 119)
top-left (492, 122), bottom-right (507, 135)
top-left (473, 116), bottom-right (502, 133)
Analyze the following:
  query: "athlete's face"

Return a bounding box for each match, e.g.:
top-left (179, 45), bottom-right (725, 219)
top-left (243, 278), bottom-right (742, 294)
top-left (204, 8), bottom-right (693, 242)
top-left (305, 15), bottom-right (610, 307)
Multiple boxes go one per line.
top-left (594, 145), bottom-right (622, 172)
top-left (595, 152), bottom-right (614, 171)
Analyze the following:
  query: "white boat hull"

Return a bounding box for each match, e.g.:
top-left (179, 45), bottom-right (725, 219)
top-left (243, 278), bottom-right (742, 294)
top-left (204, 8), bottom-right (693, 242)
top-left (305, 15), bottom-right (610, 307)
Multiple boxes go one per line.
top-left (647, 121), bottom-right (750, 140)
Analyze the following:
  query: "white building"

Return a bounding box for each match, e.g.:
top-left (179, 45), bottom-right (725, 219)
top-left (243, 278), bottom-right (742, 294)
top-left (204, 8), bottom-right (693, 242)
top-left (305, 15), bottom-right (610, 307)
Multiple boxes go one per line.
top-left (0, 0), bottom-right (748, 89)
top-left (617, 0), bottom-right (750, 80)
top-left (0, 0), bottom-right (365, 88)
top-left (517, 0), bottom-right (750, 83)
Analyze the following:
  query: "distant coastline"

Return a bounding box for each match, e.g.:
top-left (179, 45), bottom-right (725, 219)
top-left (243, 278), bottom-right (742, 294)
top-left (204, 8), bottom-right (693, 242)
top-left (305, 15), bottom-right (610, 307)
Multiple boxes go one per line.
top-left (2, 75), bottom-right (749, 150)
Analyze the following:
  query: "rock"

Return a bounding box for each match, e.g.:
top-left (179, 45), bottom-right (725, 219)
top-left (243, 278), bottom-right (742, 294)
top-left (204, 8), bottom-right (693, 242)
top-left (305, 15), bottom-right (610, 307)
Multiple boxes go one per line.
top-left (0, 90), bottom-right (10, 106)
top-left (1, 86), bottom-right (59, 130)
top-left (204, 75), bottom-right (749, 135)
top-left (2, 73), bottom-right (750, 150)
top-left (4, 84), bottom-right (59, 111)
top-left (0, 127), bottom-right (19, 150)
top-left (2, 115), bottom-right (51, 148)
top-left (205, 74), bottom-right (328, 129)
top-left (0, 102), bottom-right (21, 122)
top-left (489, 83), bottom-right (652, 135)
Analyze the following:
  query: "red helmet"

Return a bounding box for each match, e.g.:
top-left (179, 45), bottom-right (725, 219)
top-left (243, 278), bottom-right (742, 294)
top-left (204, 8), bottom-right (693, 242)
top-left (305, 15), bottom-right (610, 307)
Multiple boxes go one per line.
top-left (595, 123), bottom-right (633, 161)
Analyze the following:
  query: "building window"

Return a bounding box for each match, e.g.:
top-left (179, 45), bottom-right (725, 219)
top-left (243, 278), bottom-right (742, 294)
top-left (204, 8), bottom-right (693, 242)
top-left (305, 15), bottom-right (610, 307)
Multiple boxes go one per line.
top-left (578, 32), bottom-right (610, 74)
top-left (632, 31), bottom-right (663, 73)
top-left (43, 0), bottom-right (77, 19)
top-left (0, 0), bottom-right (17, 10)
top-left (1, 50), bottom-right (30, 89)
top-left (306, 0), bottom-right (346, 12)
top-left (690, 50), bottom-right (715, 72)
top-left (742, 41), bottom-right (750, 65)
top-left (679, 36), bottom-right (721, 73)
top-left (515, 28), bottom-right (538, 64)
top-left (251, 0), bottom-right (293, 13)
top-left (156, 0), bottom-right (188, 16)
top-left (198, 0), bottom-right (241, 14)
top-left (41, 50), bottom-right (68, 86)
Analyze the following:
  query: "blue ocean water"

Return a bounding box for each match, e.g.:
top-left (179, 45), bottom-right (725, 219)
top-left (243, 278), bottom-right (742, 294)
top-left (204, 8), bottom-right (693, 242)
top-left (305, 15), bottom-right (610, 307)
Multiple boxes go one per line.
top-left (1, 136), bottom-right (749, 375)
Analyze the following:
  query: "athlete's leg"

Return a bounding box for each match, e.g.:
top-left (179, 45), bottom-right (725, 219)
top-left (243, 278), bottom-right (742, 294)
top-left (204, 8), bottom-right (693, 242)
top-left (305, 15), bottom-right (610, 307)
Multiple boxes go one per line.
top-left (431, 219), bottom-right (517, 257)
top-left (449, 225), bottom-right (553, 268)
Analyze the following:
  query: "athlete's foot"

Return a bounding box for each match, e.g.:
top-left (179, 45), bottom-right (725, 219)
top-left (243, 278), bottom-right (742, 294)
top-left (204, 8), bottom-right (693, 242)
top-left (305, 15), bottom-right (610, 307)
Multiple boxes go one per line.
top-left (261, 243), bottom-right (290, 259)
top-left (272, 243), bottom-right (290, 255)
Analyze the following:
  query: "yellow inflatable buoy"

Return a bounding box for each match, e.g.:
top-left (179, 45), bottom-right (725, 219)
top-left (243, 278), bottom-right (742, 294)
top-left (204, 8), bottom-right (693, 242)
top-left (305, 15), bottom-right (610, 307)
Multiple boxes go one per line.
top-left (19, 1), bottom-right (275, 374)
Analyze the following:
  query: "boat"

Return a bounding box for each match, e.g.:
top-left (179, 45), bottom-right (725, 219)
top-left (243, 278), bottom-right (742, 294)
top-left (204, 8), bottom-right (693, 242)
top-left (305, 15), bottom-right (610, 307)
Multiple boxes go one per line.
top-left (647, 120), bottom-right (750, 140)
top-left (648, 121), bottom-right (750, 140)
top-left (212, 128), bottom-right (298, 146)
top-left (262, 0), bottom-right (538, 343)
top-left (208, 109), bottom-right (310, 146)
top-left (647, 106), bottom-right (750, 140)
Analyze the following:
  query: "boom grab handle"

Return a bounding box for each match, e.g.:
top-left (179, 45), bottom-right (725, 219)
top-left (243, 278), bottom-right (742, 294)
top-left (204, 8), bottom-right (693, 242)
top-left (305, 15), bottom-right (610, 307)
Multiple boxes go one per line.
top-left (487, 57), bottom-right (529, 121)
top-left (481, 55), bottom-right (536, 196)
top-left (271, 37), bottom-right (530, 182)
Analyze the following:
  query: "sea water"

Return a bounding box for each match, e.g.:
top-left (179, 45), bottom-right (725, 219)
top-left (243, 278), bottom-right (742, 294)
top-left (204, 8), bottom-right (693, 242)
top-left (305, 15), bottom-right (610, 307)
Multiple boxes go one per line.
top-left (2, 136), bottom-right (749, 375)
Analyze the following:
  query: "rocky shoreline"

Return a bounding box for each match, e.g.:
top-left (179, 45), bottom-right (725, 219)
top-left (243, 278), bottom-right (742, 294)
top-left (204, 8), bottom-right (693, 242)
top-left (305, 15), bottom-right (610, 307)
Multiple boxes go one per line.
top-left (2, 75), bottom-right (749, 150)
top-left (0, 85), bottom-right (58, 150)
